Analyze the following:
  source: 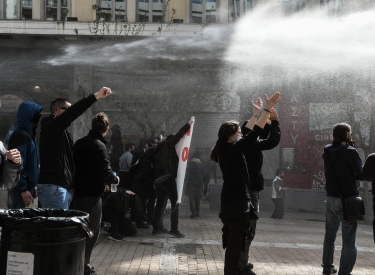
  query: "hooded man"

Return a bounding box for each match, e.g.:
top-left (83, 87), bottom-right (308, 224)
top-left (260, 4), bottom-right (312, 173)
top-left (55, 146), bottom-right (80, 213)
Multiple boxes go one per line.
top-left (8, 101), bottom-right (43, 208)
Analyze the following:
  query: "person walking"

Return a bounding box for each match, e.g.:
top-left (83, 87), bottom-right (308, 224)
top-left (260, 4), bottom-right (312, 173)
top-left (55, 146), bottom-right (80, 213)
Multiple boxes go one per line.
top-left (37, 87), bottom-right (112, 210)
top-left (237, 99), bottom-right (281, 275)
top-left (70, 112), bottom-right (119, 275)
top-left (152, 117), bottom-right (194, 238)
top-left (270, 169), bottom-right (288, 219)
top-left (185, 151), bottom-right (205, 218)
top-left (119, 143), bottom-right (134, 190)
top-left (363, 152), bottom-right (375, 244)
top-left (321, 123), bottom-right (363, 275)
top-left (210, 92), bottom-right (280, 275)
top-left (8, 102), bottom-right (43, 208)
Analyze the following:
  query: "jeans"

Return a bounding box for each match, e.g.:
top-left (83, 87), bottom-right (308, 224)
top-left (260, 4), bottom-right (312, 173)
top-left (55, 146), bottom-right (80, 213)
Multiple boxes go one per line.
top-left (322, 196), bottom-right (357, 275)
top-left (37, 184), bottom-right (71, 210)
top-left (70, 196), bottom-right (102, 273)
top-left (238, 191), bottom-right (259, 270)
top-left (153, 177), bottom-right (179, 231)
top-left (9, 188), bottom-right (34, 209)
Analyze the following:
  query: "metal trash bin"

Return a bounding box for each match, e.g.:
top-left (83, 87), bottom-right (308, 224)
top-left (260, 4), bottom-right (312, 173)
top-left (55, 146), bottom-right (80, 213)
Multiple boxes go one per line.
top-left (0, 208), bottom-right (93, 275)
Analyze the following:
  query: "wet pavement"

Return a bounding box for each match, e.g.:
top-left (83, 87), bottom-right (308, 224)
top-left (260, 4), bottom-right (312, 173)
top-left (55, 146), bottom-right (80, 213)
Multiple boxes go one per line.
top-left (92, 197), bottom-right (375, 275)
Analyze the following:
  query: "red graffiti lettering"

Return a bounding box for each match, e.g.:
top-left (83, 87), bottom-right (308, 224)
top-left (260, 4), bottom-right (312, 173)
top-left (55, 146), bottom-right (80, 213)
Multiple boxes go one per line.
top-left (182, 147), bottom-right (189, 162)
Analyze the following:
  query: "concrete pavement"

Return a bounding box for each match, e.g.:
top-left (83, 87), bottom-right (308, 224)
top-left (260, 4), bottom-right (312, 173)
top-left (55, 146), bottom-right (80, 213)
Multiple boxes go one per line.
top-left (92, 197), bottom-right (375, 275)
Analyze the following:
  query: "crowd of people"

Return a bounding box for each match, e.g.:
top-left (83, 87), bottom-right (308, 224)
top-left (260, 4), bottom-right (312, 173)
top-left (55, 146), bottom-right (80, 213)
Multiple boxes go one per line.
top-left (1, 89), bottom-right (375, 275)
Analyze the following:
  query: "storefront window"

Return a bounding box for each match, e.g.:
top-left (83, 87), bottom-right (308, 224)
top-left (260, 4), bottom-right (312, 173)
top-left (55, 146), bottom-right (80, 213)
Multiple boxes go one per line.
top-left (46, 0), bottom-right (71, 21)
top-left (22, 0), bottom-right (32, 19)
top-left (0, 0), bottom-right (32, 20)
top-left (192, 0), bottom-right (216, 24)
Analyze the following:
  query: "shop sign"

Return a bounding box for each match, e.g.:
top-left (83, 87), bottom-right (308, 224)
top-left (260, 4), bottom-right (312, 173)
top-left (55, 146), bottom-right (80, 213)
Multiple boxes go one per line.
top-left (0, 93), bottom-right (31, 114)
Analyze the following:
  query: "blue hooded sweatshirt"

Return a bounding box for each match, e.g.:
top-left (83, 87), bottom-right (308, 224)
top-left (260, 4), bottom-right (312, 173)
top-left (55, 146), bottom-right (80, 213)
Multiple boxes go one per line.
top-left (8, 102), bottom-right (43, 193)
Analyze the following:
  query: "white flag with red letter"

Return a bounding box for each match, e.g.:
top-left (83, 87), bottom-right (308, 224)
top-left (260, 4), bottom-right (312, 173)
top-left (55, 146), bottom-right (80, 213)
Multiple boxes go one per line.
top-left (175, 117), bottom-right (195, 203)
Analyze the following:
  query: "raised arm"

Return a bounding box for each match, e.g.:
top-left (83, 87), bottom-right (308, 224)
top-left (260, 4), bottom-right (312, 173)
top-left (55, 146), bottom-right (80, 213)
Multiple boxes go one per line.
top-left (43, 87), bottom-right (112, 134)
top-left (255, 92), bottom-right (281, 130)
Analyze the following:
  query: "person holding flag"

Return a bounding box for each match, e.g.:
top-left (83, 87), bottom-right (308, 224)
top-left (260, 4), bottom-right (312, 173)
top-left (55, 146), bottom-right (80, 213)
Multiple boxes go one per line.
top-left (152, 117), bottom-right (195, 238)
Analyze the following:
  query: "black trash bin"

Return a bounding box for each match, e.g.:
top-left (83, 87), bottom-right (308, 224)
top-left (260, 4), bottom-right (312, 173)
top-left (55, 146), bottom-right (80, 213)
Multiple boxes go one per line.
top-left (0, 208), bottom-right (93, 275)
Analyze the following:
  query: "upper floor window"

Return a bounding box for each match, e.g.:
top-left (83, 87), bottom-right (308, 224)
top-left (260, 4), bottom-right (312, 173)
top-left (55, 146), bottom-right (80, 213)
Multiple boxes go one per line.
top-left (138, 0), bottom-right (164, 23)
top-left (97, 0), bottom-right (126, 22)
top-left (191, 0), bottom-right (216, 24)
top-left (45, 0), bottom-right (71, 21)
top-left (1, 0), bottom-right (32, 19)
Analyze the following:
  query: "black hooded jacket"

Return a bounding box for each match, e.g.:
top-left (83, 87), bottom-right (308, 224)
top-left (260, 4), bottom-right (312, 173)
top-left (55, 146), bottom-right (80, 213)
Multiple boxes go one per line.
top-left (73, 129), bottom-right (118, 197)
top-left (241, 120), bottom-right (280, 191)
top-left (322, 144), bottom-right (363, 197)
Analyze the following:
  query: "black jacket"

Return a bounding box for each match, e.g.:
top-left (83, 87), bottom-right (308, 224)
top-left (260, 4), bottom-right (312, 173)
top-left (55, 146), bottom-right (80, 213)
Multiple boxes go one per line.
top-left (363, 153), bottom-right (375, 197)
top-left (241, 121), bottom-right (280, 191)
top-left (218, 125), bottom-right (262, 223)
top-left (154, 123), bottom-right (190, 180)
top-left (322, 144), bottom-right (363, 197)
top-left (38, 94), bottom-right (97, 189)
top-left (73, 130), bottom-right (118, 197)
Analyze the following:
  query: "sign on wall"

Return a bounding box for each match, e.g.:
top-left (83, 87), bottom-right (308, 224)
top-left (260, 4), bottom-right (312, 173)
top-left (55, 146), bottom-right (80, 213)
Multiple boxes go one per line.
top-left (0, 93), bottom-right (31, 115)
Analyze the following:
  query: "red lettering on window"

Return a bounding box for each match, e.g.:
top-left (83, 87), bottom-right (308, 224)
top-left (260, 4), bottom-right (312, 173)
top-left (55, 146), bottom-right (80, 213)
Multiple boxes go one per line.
top-left (182, 147), bottom-right (189, 162)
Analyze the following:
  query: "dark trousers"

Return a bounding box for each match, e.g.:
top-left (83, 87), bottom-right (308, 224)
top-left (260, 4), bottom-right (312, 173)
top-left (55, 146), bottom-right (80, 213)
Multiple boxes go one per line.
top-left (102, 205), bottom-right (137, 237)
top-left (271, 198), bottom-right (284, 219)
top-left (224, 223), bottom-right (248, 275)
top-left (203, 180), bottom-right (210, 197)
top-left (70, 196), bottom-right (102, 273)
top-left (146, 189), bottom-right (156, 221)
top-left (153, 177), bottom-right (179, 231)
top-left (119, 171), bottom-right (132, 190)
top-left (189, 196), bottom-right (201, 215)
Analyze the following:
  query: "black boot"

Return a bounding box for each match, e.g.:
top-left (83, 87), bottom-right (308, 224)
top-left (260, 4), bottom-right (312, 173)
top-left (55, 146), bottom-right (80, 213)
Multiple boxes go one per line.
top-left (190, 209), bottom-right (195, 218)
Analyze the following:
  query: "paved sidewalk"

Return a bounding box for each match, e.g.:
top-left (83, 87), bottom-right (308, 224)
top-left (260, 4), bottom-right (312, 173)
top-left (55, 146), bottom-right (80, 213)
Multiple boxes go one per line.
top-left (92, 198), bottom-right (375, 275)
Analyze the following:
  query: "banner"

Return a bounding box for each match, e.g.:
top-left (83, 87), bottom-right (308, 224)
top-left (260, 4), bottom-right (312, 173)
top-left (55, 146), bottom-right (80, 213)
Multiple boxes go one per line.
top-left (175, 117), bottom-right (195, 203)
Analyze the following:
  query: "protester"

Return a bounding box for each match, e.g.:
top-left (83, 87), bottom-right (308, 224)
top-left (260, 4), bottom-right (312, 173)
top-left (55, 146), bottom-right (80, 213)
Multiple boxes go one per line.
top-left (184, 151), bottom-right (205, 218)
top-left (132, 139), bottom-right (157, 225)
top-left (8, 102), bottom-right (43, 208)
top-left (0, 141), bottom-right (22, 190)
top-left (202, 159), bottom-right (217, 201)
top-left (102, 188), bottom-right (147, 240)
top-left (37, 87), bottom-right (112, 210)
top-left (321, 123), bottom-right (363, 275)
top-left (363, 153), bottom-right (375, 244)
top-left (109, 124), bottom-right (123, 173)
top-left (270, 169), bottom-right (287, 219)
top-left (70, 112), bottom-right (119, 275)
top-left (238, 100), bottom-right (281, 275)
top-left (119, 143), bottom-right (134, 190)
top-left (152, 117), bottom-right (195, 238)
top-left (210, 92), bottom-right (280, 275)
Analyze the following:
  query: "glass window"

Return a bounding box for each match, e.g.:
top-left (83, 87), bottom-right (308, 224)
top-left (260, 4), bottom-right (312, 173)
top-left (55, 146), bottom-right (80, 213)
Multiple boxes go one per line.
top-left (138, 0), bottom-right (149, 22)
top-left (192, 0), bottom-right (216, 24)
top-left (138, 0), bottom-right (164, 23)
top-left (98, 0), bottom-right (126, 22)
top-left (282, 148), bottom-right (295, 171)
top-left (22, 0), bottom-right (32, 19)
top-left (4, 0), bottom-right (19, 19)
top-left (46, 0), bottom-right (71, 21)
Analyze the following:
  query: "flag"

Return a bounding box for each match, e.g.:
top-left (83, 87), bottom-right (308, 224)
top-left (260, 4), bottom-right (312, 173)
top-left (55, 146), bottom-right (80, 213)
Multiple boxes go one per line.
top-left (175, 118), bottom-right (195, 203)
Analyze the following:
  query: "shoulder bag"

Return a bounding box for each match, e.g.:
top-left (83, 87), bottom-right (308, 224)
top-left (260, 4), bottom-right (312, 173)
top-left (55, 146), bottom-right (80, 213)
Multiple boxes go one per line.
top-left (329, 148), bottom-right (365, 221)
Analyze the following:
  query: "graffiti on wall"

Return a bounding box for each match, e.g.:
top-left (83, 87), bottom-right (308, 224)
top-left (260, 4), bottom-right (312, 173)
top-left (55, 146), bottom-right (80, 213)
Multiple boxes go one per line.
top-left (312, 171), bottom-right (326, 190)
